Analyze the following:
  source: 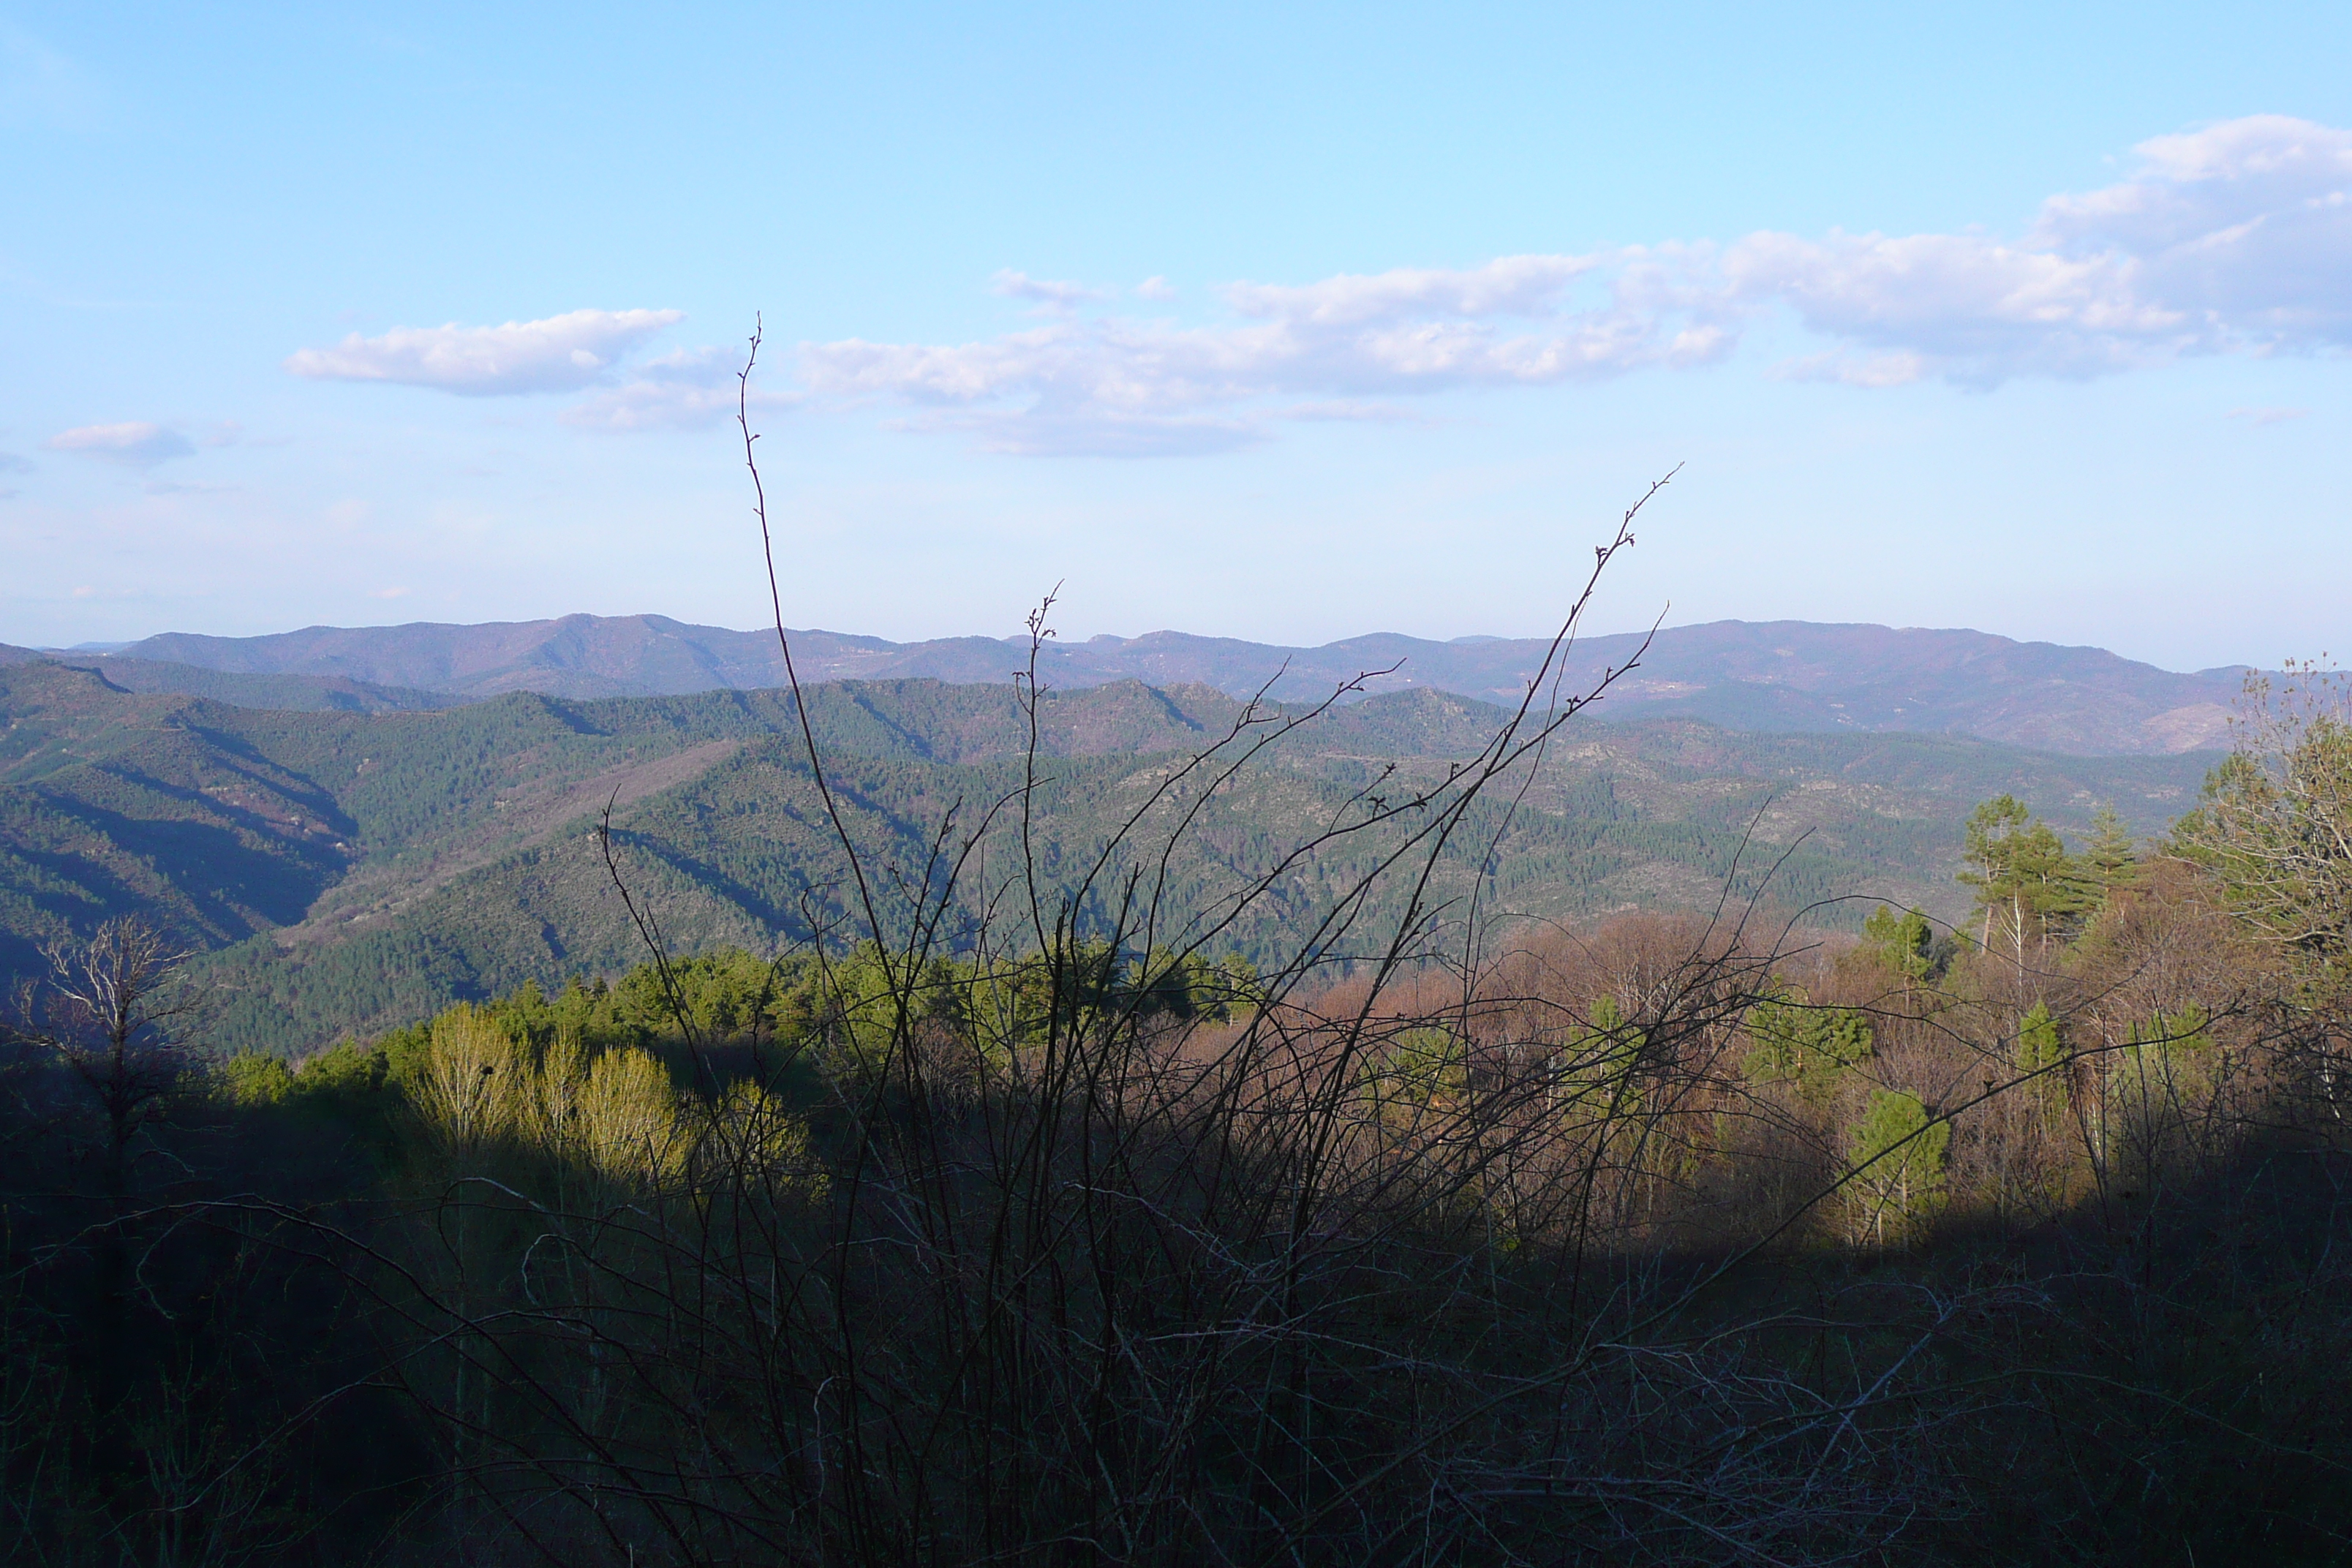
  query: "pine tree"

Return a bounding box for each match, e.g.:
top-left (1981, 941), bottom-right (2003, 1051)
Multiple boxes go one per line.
top-left (2082, 804), bottom-right (2137, 901)
top-left (2015, 1000), bottom-right (2069, 1127)
top-left (1845, 1088), bottom-right (1950, 1245)
top-left (1744, 987), bottom-right (1872, 1105)
top-left (1861, 904), bottom-right (1935, 986)
top-left (1959, 795), bottom-right (2096, 962)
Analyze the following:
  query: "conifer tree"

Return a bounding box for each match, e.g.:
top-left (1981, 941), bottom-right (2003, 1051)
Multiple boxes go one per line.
top-left (2015, 1000), bottom-right (2069, 1127)
top-left (1959, 795), bottom-right (2095, 961)
top-left (2082, 804), bottom-right (2138, 901)
top-left (1845, 1088), bottom-right (1949, 1245)
top-left (1861, 904), bottom-right (1936, 987)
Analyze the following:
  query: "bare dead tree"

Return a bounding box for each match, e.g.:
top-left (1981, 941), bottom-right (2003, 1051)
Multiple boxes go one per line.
top-left (7, 915), bottom-right (200, 1200)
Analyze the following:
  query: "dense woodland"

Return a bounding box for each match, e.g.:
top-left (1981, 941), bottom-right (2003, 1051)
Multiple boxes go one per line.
top-left (4, 624), bottom-right (2351, 1566)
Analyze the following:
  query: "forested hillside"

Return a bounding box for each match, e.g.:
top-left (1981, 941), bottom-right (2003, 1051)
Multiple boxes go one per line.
top-left (1, 660), bottom-right (2215, 1055)
top-left (87, 614), bottom-right (2250, 754)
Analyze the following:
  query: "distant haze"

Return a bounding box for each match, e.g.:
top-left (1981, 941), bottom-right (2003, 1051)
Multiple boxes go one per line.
top-left (9, 616), bottom-right (2253, 758)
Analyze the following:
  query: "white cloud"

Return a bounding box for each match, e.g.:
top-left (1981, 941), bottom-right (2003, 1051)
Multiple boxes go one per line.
top-left (2228, 405), bottom-right (2310, 426)
top-left (992, 271), bottom-right (1110, 309)
top-left (1221, 254), bottom-right (1597, 327)
top-left (45, 422), bottom-right (195, 467)
top-left (1727, 116), bottom-right (2352, 382)
top-left (1136, 276), bottom-right (1177, 301)
top-left (888, 408), bottom-right (1264, 458)
top-left (1278, 400), bottom-right (1428, 424)
top-left (783, 116), bottom-right (2352, 455)
top-left (802, 254), bottom-right (1734, 456)
top-left (1771, 351), bottom-right (1929, 388)
top-left (284, 308), bottom-right (684, 395)
top-left (559, 345), bottom-right (798, 431)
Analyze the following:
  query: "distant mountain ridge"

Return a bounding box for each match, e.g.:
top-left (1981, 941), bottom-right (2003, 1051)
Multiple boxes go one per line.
top-left (57, 615), bottom-right (2254, 756)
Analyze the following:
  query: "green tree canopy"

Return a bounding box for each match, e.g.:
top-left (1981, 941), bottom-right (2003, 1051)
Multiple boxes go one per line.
top-left (1845, 1088), bottom-right (1950, 1245)
top-left (1860, 904), bottom-right (1936, 983)
top-left (1959, 795), bottom-right (2095, 959)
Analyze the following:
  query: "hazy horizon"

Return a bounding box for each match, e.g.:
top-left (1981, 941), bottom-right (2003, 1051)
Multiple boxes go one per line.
top-left (16, 607), bottom-right (2270, 679)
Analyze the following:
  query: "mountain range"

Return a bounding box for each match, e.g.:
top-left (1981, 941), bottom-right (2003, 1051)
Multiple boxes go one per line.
top-left (6, 614), bottom-right (2254, 756)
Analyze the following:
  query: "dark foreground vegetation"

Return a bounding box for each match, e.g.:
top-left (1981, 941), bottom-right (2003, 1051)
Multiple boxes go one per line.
top-left (5, 426), bottom-right (2346, 1563)
top-left (7, 822), bottom-right (2351, 1564)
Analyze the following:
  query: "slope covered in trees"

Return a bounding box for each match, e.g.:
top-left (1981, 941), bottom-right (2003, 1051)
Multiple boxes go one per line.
top-left (92, 614), bottom-right (2248, 753)
top-left (0, 661), bottom-right (2215, 1054)
top-left (6, 769), bottom-right (2348, 1564)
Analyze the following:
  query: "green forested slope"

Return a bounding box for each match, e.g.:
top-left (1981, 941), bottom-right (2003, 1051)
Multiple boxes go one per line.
top-left (0, 661), bottom-right (2223, 1055)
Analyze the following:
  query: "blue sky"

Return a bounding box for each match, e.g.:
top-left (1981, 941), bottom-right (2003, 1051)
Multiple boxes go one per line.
top-left (4, 1), bottom-right (2347, 669)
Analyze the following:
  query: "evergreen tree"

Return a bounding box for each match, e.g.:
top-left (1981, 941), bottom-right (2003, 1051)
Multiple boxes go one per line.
top-left (2082, 804), bottom-right (2138, 901)
top-left (2015, 1000), bottom-right (2069, 1127)
top-left (1959, 795), bottom-right (2095, 960)
top-left (1845, 1088), bottom-right (1949, 1245)
top-left (1860, 904), bottom-right (1936, 985)
top-left (1744, 987), bottom-right (1873, 1105)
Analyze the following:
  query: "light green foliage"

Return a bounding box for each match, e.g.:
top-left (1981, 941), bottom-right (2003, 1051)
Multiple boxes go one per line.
top-left (1845, 1088), bottom-right (1950, 1245)
top-left (407, 999), bottom-right (687, 1180)
top-left (813, 944), bottom-right (965, 1074)
top-left (2129, 1004), bottom-right (2212, 1058)
top-left (2016, 1001), bottom-right (2065, 1071)
top-left (572, 1042), bottom-right (686, 1180)
top-left (1860, 905), bottom-right (1936, 982)
top-left (295, 1039), bottom-right (389, 1100)
top-left (410, 1003), bottom-right (528, 1155)
top-left (2082, 804), bottom-right (2138, 898)
top-left (2016, 1000), bottom-right (2070, 1128)
top-left (376, 1021), bottom-right (434, 1093)
top-left (1362, 1024), bottom-right (1471, 1132)
top-left (1744, 989), bottom-right (1873, 1104)
top-left (1959, 795), bottom-right (2096, 957)
top-left (2104, 1004), bottom-right (2221, 1183)
top-left (705, 1079), bottom-right (828, 1201)
top-left (219, 1051), bottom-right (294, 1106)
top-left (1558, 994), bottom-right (1646, 1112)
top-left (2118, 1005), bottom-right (2215, 1104)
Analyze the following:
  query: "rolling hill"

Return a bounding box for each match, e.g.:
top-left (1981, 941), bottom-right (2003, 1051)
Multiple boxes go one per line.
top-left (86, 614), bottom-right (2253, 755)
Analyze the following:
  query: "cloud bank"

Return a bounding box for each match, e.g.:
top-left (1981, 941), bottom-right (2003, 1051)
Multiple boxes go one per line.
top-left (285, 308), bottom-right (684, 395)
top-left (274, 118), bottom-right (2347, 454)
top-left (796, 115), bottom-right (2352, 454)
top-left (559, 346), bottom-right (797, 431)
top-left (803, 252), bottom-right (1730, 455)
top-left (1727, 115), bottom-right (2352, 384)
top-left (45, 422), bottom-right (195, 467)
